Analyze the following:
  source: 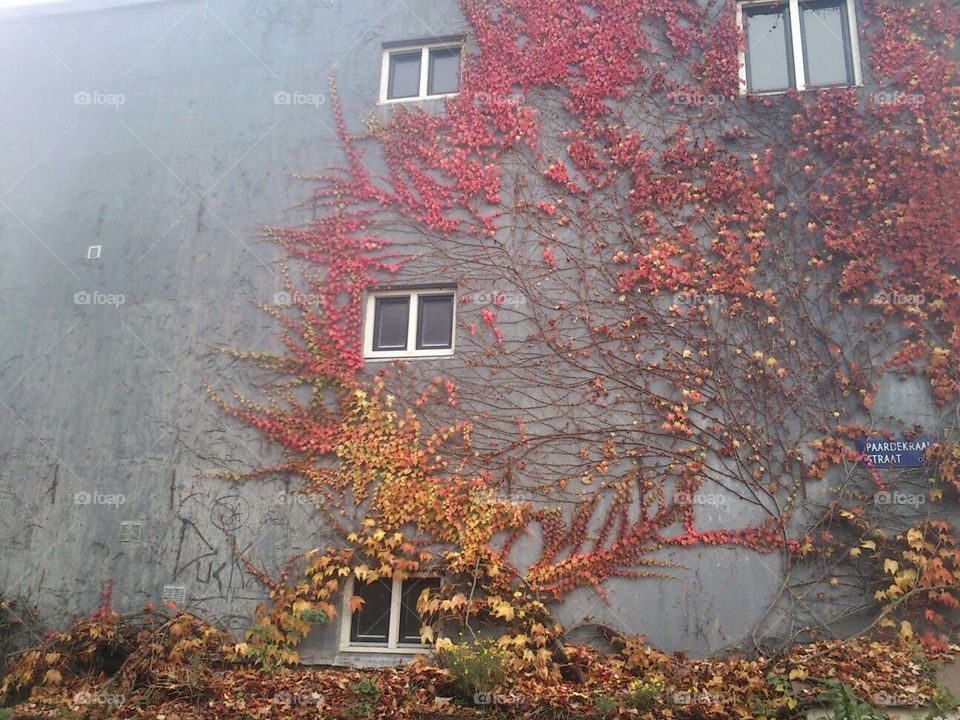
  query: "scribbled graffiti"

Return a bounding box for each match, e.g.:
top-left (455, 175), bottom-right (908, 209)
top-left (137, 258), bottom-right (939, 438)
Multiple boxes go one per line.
top-left (169, 492), bottom-right (264, 633)
top-left (209, 494), bottom-right (250, 532)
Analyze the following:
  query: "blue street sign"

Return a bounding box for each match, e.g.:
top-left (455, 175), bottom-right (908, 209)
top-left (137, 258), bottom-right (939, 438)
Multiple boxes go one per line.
top-left (855, 436), bottom-right (934, 469)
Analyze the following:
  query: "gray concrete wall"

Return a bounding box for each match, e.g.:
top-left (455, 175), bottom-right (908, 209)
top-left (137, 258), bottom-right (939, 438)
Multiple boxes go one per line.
top-left (0, 0), bottom-right (470, 661)
top-left (0, 0), bottom-right (945, 666)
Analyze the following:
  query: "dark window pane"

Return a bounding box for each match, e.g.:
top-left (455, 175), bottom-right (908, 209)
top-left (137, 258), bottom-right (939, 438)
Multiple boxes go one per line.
top-left (373, 296), bottom-right (410, 351)
top-left (398, 578), bottom-right (440, 644)
top-left (428, 47), bottom-right (460, 95)
top-left (800, 1), bottom-right (852, 87)
top-left (416, 295), bottom-right (454, 350)
top-left (350, 579), bottom-right (392, 644)
top-left (744, 4), bottom-right (793, 93)
top-left (388, 51), bottom-right (422, 99)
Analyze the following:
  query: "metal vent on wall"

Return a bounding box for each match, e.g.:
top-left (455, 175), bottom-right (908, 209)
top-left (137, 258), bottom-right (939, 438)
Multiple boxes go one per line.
top-left (118, 520), bottom-right (143, 543)
top-left (161, 585), bottom-right (187, 605)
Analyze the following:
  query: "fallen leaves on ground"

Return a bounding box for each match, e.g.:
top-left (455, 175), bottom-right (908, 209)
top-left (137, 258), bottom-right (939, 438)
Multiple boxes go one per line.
top-left (4, 630), bottom-right (956, 719)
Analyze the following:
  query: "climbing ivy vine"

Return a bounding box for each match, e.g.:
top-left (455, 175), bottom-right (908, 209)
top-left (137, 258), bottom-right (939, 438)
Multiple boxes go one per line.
top-left (210, 0), bottom-right (960, 671)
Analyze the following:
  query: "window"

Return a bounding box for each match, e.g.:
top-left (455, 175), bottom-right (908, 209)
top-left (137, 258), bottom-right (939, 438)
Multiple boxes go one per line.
top-left (349, 579), bottom-right (392, 644)
top-left (372, 296), bottom-right (410, 352)
top-left (380, 41), bottom-right (462, 103)
top-left (364, 289), bottom-right (456, 359)
top-left (342, 576), bottom-right (441, 651)
top-left (738, 0), bottom-right (861, 93)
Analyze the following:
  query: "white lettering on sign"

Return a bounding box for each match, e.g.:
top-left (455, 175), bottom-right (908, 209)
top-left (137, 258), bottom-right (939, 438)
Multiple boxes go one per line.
top-left (867, 454), bottom-right (902, 465)
top-left (862, 439), bottom-right (931, 453)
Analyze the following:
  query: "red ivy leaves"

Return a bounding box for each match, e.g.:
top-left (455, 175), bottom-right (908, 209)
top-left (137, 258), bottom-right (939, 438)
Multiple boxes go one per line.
top-left (218, 0), bottom-right (960, 632)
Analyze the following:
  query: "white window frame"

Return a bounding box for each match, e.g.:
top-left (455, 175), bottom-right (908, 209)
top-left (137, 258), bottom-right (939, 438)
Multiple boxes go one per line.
top-left (339, 575), bottom-right (438, 653)
top-left (737, 0), bottom-right (862, 95)
top-left (378, 40), bottom-right (463, 104)
top-left (363, 288), bottom-right (456, 360)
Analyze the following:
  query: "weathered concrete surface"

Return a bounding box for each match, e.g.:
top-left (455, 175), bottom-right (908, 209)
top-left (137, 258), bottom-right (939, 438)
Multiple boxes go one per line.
top-left (0, 0), bottom-right (470, 659)
top-left (0, 0), bottom-right (943, 666)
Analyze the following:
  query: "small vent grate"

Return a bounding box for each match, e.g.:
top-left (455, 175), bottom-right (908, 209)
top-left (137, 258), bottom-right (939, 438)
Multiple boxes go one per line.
top-left (161, 585), bottom-right (187, 606)
top-left (118, 521), bottom-right (143, 543)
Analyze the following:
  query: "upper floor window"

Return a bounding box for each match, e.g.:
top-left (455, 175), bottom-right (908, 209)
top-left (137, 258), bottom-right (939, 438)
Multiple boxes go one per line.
top-left (738, 0), bottom-right (861, 94)
top-left (380, 41), bottom-right (462, 103)
top-left (363, 288), bottom-right (456, 359)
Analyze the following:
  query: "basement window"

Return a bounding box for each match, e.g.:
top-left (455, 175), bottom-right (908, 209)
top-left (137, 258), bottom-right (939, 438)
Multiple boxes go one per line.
top-left (737, 0), bottom-right (861, 93)
top-left (341, 576), bottom-right (441, 651)
top-left (364, 289), bottom-right (456, 359)
top-left (380, 41), bottom-right (462, 103)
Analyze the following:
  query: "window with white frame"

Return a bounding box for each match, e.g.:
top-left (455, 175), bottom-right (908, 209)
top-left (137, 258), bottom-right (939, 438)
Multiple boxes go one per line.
top-left (738, 0), bottom-right (861, 94)
top-left (341, 576), bottom-right (441, 651)
top-left (363, 288), bottom-right (456, 359)
top-left (380, 41), bottom-right (462, 103)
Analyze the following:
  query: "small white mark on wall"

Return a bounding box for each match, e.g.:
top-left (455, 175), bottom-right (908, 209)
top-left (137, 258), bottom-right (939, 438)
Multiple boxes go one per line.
top-left (161, 585), bottom-right (187, 605)
top-left (118, 520), bottom-right (143, 543)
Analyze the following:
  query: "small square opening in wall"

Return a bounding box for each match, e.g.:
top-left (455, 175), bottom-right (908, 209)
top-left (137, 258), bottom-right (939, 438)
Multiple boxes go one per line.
top-left (118, 520), bottom-right (143, 543)
top-left (161, 585), bottom-right (187, 605)
top-left (87, 245), bottom-right (102, 259)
